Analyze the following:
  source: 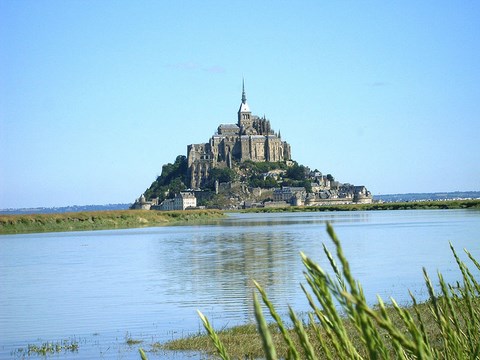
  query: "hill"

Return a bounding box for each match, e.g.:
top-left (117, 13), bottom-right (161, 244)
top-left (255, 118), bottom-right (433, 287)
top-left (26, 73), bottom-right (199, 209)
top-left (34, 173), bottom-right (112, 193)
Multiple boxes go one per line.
top-left (133, 155), bottom-right (372, 210)
top-left (132, 83), bottom-right (372, 210)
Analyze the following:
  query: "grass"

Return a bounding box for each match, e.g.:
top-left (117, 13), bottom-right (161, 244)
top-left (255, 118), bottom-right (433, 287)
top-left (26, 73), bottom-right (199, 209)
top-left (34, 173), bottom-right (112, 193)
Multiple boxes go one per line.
top-left (0, 209), bottom-right (225, 234)
top-left (241, 199), bottom-right (480, 213)
top-left (125, 332), bottom-right (144, 346)
top-left (145, 223), bottom-right (480, 359)
top-left (13, 339), bottom-right (79, 356)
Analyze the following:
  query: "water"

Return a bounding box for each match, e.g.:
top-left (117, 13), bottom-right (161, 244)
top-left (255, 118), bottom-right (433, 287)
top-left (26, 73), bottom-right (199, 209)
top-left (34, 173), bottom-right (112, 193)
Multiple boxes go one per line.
top-left (1, 209), bottom-right (479, 359)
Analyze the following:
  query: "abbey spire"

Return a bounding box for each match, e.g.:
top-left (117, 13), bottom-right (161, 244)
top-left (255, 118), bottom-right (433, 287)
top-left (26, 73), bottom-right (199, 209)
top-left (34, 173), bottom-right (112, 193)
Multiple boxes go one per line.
top-left (238, 79), bottom-right (251, 127)
top-left (241, 78), bottom-right (247, 104)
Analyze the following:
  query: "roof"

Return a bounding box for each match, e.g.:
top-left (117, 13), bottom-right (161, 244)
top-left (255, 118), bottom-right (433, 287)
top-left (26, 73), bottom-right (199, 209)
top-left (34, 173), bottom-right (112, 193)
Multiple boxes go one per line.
top-left (219, 124), bottom-right (240, 129)
top-left (238, 102), bottom-right (250, 113)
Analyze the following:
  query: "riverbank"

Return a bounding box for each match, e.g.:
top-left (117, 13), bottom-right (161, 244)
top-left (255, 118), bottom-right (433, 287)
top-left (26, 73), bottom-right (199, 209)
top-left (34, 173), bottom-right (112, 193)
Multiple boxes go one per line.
top-left (0, 209), bottom-right (225, 234)
top-left (241, 198), bottom-right (480, 213)
top-left (2, 199), bottom-right (479, 234)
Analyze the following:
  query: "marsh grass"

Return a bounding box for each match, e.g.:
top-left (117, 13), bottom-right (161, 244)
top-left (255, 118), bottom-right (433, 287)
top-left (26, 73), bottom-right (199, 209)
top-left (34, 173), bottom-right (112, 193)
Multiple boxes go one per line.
top-left (13, 339), bottom-right (79, 356)
top-left (0, 209), bottom-right (225, 234)
top-left (152, 223), bottom-right (480, 359)
top-left (125, 332), bottom-right (144, 346)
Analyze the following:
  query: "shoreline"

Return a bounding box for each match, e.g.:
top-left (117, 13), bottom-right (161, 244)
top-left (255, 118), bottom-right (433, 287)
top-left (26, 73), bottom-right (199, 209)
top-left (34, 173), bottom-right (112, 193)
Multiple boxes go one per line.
top-left (1, 199), bottom-right (479, 235)
top-left (239, 198), bottom-right (480, 213)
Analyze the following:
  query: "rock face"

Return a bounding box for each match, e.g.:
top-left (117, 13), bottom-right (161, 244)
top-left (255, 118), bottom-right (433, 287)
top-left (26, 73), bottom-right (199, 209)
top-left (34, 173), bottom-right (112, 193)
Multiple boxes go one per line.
top-left (187, 81), bottom-right (291, 189)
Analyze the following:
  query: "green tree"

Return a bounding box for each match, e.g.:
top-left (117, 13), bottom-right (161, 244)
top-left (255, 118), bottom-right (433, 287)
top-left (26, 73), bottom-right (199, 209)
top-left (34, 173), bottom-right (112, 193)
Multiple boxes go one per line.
top-left (143, 155), bottom-right (188, 201)
top-left (286, 163), bottom-right (306, 181)
top-left (205, 167), bottom-right (237, 190)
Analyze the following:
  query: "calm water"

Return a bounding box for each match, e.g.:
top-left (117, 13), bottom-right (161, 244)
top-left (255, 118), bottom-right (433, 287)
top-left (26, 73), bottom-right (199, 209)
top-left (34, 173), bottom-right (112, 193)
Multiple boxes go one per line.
top-left (1, 209), bottom-right (479, 359)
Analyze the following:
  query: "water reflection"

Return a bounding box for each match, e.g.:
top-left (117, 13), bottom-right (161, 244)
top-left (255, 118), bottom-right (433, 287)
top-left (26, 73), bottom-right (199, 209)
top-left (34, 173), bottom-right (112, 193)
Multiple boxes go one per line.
top-left (220, 211), bottom-right (372, 227)
top-left (0, 209), bottom-right (479, 360)
top-left (153, 226), bottom-right (303, 324)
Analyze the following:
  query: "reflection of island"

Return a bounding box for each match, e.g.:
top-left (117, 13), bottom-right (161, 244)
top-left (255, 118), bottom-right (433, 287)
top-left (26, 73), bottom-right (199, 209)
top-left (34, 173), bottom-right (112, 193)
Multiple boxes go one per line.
top-left (150, 211), bottom-right (372, 325)
top-left (194, 230), bottom-right (303, 322)
top-left (154, 228), bottom-right (302, 323)
top-left (220, 211), bottom-right (372, 228)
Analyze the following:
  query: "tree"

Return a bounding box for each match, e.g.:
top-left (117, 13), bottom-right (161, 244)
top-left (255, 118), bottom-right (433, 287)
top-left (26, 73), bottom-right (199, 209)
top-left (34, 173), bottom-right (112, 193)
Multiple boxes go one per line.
top-left (143, 155), bottom-right (188, 201)
top-left (167, 178), bottom-right (187, 198)
top-left (286, 163), bottom-right (306, 181)
top-left (204, 167), bottom-right (237, 190)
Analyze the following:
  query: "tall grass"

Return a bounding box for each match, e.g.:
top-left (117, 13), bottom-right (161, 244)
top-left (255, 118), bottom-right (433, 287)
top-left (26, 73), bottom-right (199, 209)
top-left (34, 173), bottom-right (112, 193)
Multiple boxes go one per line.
top-left (0, 209), bottom-right (225, 234)
top-left (194, 223), bottom-right (480, 359)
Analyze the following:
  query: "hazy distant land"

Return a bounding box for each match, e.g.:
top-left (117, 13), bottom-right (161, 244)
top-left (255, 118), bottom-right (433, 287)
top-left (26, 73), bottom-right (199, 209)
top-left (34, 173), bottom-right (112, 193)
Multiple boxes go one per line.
top-left (374, 191), bottom-right (480, 203)
top-left (0, 203), bottom-right (131, 215)
top-left (1, 191), bottom-right (479, 215)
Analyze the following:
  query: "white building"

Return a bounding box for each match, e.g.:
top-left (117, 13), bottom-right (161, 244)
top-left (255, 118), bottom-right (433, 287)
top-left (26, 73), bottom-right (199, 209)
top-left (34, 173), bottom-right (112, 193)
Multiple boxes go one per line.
top-left (158, 192), bottom-right (197, 211)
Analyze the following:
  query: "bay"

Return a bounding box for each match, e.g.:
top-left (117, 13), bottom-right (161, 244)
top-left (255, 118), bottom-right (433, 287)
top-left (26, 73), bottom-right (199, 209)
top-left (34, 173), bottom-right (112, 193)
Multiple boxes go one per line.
top-left (0, 209), bottom-right (479, 359)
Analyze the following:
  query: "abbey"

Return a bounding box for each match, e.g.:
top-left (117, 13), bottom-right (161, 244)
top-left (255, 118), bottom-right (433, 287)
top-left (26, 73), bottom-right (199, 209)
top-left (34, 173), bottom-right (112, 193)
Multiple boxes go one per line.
top-left (187, 82), bottom-right (292, 189)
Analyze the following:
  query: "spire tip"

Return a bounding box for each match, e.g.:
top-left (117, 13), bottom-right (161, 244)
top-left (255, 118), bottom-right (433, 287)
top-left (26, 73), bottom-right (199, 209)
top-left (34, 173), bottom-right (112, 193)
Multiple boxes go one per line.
top-left (241, 78), bottom-right (247, 104)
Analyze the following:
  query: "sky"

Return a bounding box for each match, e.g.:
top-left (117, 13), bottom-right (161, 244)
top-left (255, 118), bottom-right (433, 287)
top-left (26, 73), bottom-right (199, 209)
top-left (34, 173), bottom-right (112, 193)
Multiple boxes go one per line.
top-left (1, 1), bottom-right (479, 209)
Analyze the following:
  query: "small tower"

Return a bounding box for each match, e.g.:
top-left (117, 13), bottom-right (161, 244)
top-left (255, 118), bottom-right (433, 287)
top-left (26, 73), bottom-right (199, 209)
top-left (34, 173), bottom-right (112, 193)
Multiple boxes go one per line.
top-left (238, 79), bottom-right (253, 131)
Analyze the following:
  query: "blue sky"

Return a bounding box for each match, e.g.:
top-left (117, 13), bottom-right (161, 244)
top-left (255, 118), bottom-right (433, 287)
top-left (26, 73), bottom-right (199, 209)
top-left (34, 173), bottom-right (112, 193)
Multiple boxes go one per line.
top-left (1, 1), bottom-right (479, 208)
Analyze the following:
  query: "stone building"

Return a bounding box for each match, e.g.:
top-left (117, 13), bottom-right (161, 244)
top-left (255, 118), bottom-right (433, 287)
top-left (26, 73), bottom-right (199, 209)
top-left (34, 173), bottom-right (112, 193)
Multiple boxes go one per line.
top-left (273, 187), bottom-right (307, 204)
top-left (130, 194), bottom-right (157, 210)
top-left (154, 192), bottom-right (197, 211)
top-left (187, 82), bottom-right (292, 189)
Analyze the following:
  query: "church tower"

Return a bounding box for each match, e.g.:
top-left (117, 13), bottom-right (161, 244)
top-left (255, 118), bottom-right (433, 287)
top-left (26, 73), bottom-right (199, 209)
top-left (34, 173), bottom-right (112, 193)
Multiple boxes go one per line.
top-left (238, 79), bottom-right (253, 133)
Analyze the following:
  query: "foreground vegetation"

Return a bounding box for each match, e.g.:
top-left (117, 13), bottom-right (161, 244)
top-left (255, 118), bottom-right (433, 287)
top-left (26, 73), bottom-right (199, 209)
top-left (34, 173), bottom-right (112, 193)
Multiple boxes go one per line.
top-left (242, 199), bottom-right (480, 213)
top-left (0, 209), bottom-right (224, 234)
top-left (148, 223), bottom-right (480, 359)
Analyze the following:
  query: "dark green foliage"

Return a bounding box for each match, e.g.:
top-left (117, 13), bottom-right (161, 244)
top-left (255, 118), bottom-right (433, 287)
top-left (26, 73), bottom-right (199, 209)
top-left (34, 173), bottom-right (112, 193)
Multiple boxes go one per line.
top-left (286, 162), bottom-right (307, 181)
top-left (248, 174), bottom-right (278, 188)
top-left (239, 160), bottom-right (288, 174)
top-left (303, 180), bottom-right (313, 193)
top-left (280, 178), bottom-right (312, 192)
top-left (167, 178), bottom-right (186, 198)
top-left (204, 167), bottom-right (237, 189)
top-left (144, 155), bottom-right (188, 202)
top-left (239, 160), bottom-right (312, 190)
